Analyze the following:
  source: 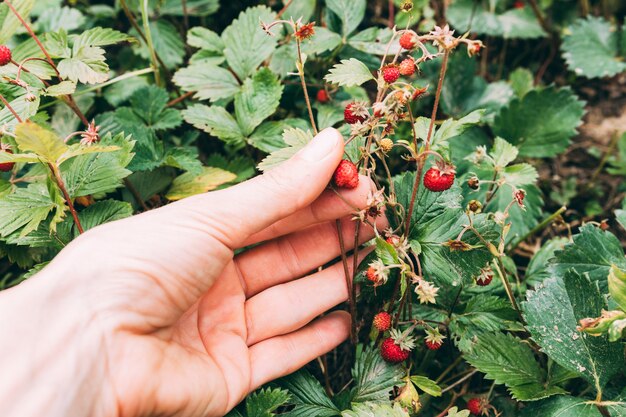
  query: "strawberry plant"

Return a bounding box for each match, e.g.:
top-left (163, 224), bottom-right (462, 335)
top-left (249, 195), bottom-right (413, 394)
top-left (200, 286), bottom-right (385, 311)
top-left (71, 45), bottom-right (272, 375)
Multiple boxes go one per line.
top-left (1, 1), bottom-right (626, 416)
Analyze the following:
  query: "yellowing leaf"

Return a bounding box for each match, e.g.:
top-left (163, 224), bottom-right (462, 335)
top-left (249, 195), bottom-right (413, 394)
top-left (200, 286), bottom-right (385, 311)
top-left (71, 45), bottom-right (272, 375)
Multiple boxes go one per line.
top-left (166, 167), bottom-right (236, 200)
top-left (15, 122), bottom-right (68, 163)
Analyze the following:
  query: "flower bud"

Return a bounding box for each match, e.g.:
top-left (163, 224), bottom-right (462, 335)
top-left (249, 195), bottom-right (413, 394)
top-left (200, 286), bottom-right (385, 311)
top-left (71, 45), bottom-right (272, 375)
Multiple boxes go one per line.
top-left (467, 200), bottom-right (482, 213)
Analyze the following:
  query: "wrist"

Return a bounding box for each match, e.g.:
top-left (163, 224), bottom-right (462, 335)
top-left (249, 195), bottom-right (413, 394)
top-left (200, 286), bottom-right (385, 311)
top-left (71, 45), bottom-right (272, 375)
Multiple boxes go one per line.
top-left (0, 268), bottom-right (117, 417)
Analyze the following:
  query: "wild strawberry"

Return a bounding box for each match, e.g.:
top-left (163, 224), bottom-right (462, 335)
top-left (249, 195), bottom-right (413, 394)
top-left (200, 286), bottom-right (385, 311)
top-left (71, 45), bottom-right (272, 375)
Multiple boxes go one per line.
top-left (0, 144), bottom-right (14, 172)
top-left (380, 138), bottom-right (393, 153)
top-left (467, 397), bottom-right (488, 415)
top-left (424, 328), bottom-right (445, 350)
top-left (373, 312), bottom-right (392, 332)
top-left (333, 159), bottom-right (359, 189)
top-left (344, 102), bottom-right (368, 124)
top-left (514, 189), bottom-right (526, 207)
top-left (423, 161), bottom-right (456, 192)
top-left (366, 260), bottom-right (388, 286)
top-left (381, 328), bottom-right (415, 363)
top-left (386, 234), bottom-right (401, 246)
top-left (476, 266), bottom-right (493, 286)
top-left (513, 0), bottom-right (525, 8)
top-left (0, 45), bottom-right (11, 67)
top-left (317, 89), bottom-right (329, 103)
top-left (399, 58), bottom-right (415, 76)
top-left (382, 65), bottom-right (400, 83)
top-left (399, 30), bottom-right (417, 50)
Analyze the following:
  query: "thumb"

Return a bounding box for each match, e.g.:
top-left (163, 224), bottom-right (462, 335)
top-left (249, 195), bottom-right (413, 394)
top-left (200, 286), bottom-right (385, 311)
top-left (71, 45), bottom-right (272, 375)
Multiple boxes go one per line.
top-left (184, 127), bottom-right (345, 246)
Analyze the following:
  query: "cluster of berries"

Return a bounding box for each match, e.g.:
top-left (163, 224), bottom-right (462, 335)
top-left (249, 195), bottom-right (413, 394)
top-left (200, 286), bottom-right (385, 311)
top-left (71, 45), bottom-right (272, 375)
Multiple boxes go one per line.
top-left (0, 45), bottom-right (14, 172)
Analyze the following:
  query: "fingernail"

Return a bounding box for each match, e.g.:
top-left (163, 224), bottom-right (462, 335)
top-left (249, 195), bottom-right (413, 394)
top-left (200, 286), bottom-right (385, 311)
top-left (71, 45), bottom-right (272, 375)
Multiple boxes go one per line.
top-left (298, 128), bottom-right (342, 162)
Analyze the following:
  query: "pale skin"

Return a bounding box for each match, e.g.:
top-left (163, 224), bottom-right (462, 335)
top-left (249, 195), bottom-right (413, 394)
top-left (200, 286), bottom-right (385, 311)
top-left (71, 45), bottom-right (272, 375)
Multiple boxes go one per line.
top-left (0, 128), bottom-right (387, 417)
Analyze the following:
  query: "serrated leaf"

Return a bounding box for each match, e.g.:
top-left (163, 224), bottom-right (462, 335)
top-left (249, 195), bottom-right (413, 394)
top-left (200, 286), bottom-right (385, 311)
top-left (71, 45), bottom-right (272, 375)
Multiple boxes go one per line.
top-left (246, 388), bottom-right (291, 417)
top-left (491, 137), bottom-right (519, 167)
top-left (279, 370), bottom-right (340, 417)
top-left (410, 376), bottom-right (442, 397)
top-left (61, 133), bottom-right (134, 197)
top-left (493, 86), bottom-right (586, 158)
top-left (129, 86), bottom-right (182, 131)
top-left (187, 26), bottom-right (224, 51)
top-left (257, 128), bottom-right (313, 172)
top-left (463, 332), bottom-right (565, 400)
top-left (447, 0), bottom-right (545, 39)
top-left (78, 200), bottom-right (133, 232)
top-left (235, 68), bottom-right (283, 136)
top-left (43, 80), bottom-right (77, 97)
top-left (0, 183), bottom-right (64, 237)
top-left (562, 17), bottom-right (626, 79)
top-left (72, 26), bottom-right (133, 49)
top-left (247, 119), bottom-right (309, 153)
top-left (301, 27), bottom-right (342, 55)
top-left (445, 407), bottom-right (470, 417)
top-left (173, 63), bottom-right (239, 102)
top-left (165, 167), bottom-right (236, 200)
top-left (342, 402), bottom-right (409, 417)
top-left (525, 237), bottom-right (569, 286)
top-left (501, 163), bottom-right (538, 187)
top-left (349, 27), bottom-right (401, 56)
top-left (509, 68), bottom-right (534, 98)
top-left (162, 147), bottom-right (203, 174)
top-left (324, 58), bottom-right (374, 87)
top-left (183, 104), bottom-right (244, 144)
top-left (431, 109), bottom-right (485, 150)
top-left (57, 144), bottom-right (121, 165)
top-left (35, 6), bottom-right (84, 32)
top-left (351, 347), bottom-right (405, 403)
top-left (326, 0), bottom-right (366, 38)
top-left (58, 45), bottom-right (109, 84)
top-left (549, 224), bottom-right (626, 291)
top-left (14, 122), bottom-right (68, 163)
top-left (158, 0), bottom-right (219, 16)
top-left (0, 93), bottom-right (40, 131)
top-left (222, 6), bottom-right (278, 79)
top-left (524, 270), bottom-right (625, 392)
top-left (0, 0), bottom-right (35, 44)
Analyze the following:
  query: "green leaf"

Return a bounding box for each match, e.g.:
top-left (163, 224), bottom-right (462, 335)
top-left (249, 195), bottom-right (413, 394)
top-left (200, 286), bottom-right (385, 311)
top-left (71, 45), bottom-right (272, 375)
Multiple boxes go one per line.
top-left (0, 0), bottom-right (35, 44)
top-left (324, 58), bottom-right (374, 87)
top-left (520, 396), bottom-right (604, 417)
top-left (447, 0), bottom-right (545, 39)
top-left (165, 167), bottom-right (236, 200)
top-left (132, 20), bottom-right (184, 69)
top-left (562, 17), bottom-right (626, 79)
top-left (78, 200), bottom-right (133, 232)
top-left (61, 133), bottom-right (134, 197)
top-left (258, 128), bottom-right (313, 172)
top-left (525, 237), bottom-right (568, 286)
top-left (0, 93), bottom-right (41, 131)
top-left (14, 122), bottom-right (68, 163)
top-left (235, 68), bottom-right (283, 136)
top-left (58, 45), bottom-right (109, 84)
top-left (279, 370), bottom-right (340, 417)
top-left (43, 80), bottom-right (77, 97)
top-left (187, 26), bottom-right (224, 52)
top-left (509, 68), bottom-right (534, 98)
top-left (349, 27), bottom-right (401, 56)
top-left (162, 147), bottom-right (203, 174)
top-left (35, 6), bottom-right (84, 32)
top-left (410, 376), bottom-right (442, 397)
top-left (375, 237), bottom-right (400, 266)
top-left (0, 183), bottom-right (64, 237)
top-left (431, 109), bottom-right (485, 150)
top-left (351, 347), bottom-right (405, 403)
top-left (173, 63), bottom-right (240, 102)
top-left (493, 86), bottom-right (586, 158)
top-left (491, 137), bottom-right (519, 167)
top-left (282, 0), bottom-right (316, 22)
top-left (549, 224), bottom-right (626, 291)
top-left (158, 0), bottom-right (219, 16)
top-left (444, 407), bottom-right (470, 417)
top-left (182, 104), bottom-right (244, 144)
top-left (72, 27), bottom-right (133, 49)
top-left (342, 402), bottom-right (409, 417)
top-left (247, 119), bottom-right (309, 153)
top-left (222, 6), bottom-right (278, 79)
top-left (301, 27), bottom-right (342, 55)
top-left (129, 86), bottom-right (182, 131)
top-left (246, 388), bottom-right (291, 417)
top-left (326, 0), bottom-right (366, 38)
top-left (524, 270), bottom-right (625, 392)
top-left (463, 332), bottom-right (565, 400)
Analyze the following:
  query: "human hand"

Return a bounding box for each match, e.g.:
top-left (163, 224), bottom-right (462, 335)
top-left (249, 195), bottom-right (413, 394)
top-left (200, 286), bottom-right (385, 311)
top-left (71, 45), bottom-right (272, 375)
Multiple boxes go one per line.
top-left (0, 128), bottom-right (385, 417)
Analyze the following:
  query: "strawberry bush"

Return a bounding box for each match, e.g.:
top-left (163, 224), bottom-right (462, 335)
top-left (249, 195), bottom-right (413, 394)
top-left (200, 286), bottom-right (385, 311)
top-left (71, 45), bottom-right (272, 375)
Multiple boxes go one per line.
top-left (1, 0), bottom-right (626, 416)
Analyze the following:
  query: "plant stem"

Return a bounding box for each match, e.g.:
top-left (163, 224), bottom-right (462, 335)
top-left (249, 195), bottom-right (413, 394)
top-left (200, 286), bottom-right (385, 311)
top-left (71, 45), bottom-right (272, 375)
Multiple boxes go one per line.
top-left (49, 163), bottom-right (84, 234)
top-left (336, 219), bottom-right (356, 344)
top-left (508, 206), bottom-right (566, 252)
top-left (494, 256), bottom-right (524, 323)
top-left (351, 221), bottom-right (361, 343)
top-left (141, 0), bottom-right (161, 86)
top-left (296, 39), bottom-right (318, 135)
top-left (404, 50), bottom-right (450, 237)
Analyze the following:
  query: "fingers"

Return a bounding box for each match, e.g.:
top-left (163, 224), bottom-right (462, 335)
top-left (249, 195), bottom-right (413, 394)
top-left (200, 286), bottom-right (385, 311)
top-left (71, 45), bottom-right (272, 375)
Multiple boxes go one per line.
top-left (244, 250), bottom-right (370, 346)
top-left (181, 128), bottom-right (344, 247)
top-left (248, 311), bottom-right (350, 390)
top-left (243, 175), bottom-right (375, 246)
top-left (236, 213), bottom-right (386, 297)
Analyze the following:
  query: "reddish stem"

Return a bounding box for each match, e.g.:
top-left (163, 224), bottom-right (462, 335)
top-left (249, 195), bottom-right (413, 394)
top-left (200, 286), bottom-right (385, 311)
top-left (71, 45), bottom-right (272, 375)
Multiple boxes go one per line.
top-left (0, 93), bottom-right (22, 122)
top-left (49, 163), bottom-right (84, 234)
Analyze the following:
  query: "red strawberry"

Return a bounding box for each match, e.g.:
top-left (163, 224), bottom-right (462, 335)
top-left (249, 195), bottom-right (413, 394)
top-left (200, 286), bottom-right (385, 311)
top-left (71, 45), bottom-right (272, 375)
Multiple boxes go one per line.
top-left (386, 235), bottom-right (401, 246)
top-left (380, 337), bottom-right (410, 363)
top-left (423, 161), bottom-right (456, 192)
top-left (366, 266), bottom-right (378, 283)
top-left (513, 0), bottom-right (525, 8)
top-left (467, 397), bottom-right (487, 415)
top-left (0, 146), bottom-right (14, 172)
top-left (344, 102), bottom-right (368, 124)
top-left (373, 312), bottom-right (392, 332)
top-left (476, 270), bottom-right (493, 286)
top-left (399, 30), bottom-right (417, 50)
top-left (333, 159), bottom-right (359, 189)
top-left (317, 89), bottom-right (329, 103)
top-left (399, 58), bottom-right (415, 76)
top-left (0, 45), bottom-right (11, 67)
top-left (425, 339), bottom-right (443, 350)
top-left (382, 65), bottom-right (400, 83)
